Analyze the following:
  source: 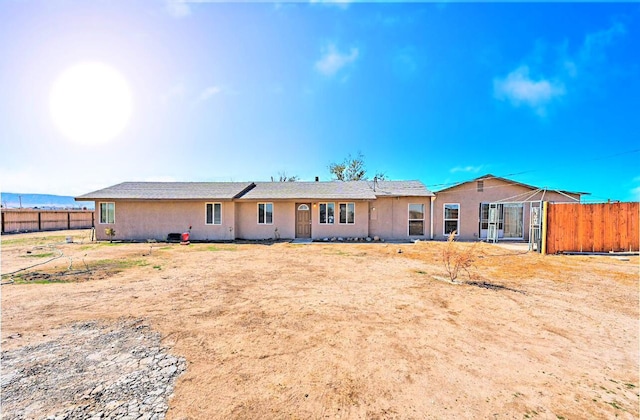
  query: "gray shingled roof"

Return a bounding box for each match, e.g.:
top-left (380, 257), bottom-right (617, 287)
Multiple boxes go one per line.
top-left (240, 180), bottom-right (433, 200)
top-left (75, 182), bottom-right (254, 200)
top-left (365, 180), bottom-right (435, 197)
top-left (239, 181), bottom-right (377, 200)
top-left (75, 180), bottom-right (434, 201)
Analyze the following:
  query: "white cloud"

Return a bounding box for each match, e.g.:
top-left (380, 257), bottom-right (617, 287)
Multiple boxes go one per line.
top-left (198, 86), bottom-right (222, 102)
top-left (450, 165), bottom-right (483, 174)
top-left (315, 44), bottom-right (359, 77)
top-left (493, 66), bottom-right (565, 116)
top-left (492, 23), bottom-right (625, 117)
top-left (580, 22), bottom-right (625, 63)
top-left (165, 0), bottom-right (191, 18)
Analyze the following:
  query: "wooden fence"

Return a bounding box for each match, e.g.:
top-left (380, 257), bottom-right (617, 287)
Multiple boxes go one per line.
top-left (546, 202), bottom-right (639, 254)
top-left (1, 209), bottom-right (94, 234)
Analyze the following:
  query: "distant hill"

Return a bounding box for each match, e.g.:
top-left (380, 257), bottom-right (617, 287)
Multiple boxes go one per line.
top-left (1, 192), bottom-right (94, 210)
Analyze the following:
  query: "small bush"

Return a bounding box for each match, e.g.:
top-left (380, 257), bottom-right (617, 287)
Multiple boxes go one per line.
top-left (442, 231), bottom-right (477, 282)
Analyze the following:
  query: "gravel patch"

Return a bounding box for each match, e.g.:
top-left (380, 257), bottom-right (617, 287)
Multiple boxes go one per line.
top-left (1, 319), bottom-right (186, 420)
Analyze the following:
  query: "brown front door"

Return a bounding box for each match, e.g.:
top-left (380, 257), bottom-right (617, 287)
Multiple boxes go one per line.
top-left (296, 203), bottom-right (311, 238)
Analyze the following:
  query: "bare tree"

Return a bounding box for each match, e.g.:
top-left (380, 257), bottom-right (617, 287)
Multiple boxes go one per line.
top-left (329, 152), bottom-right (367, 181)
top-left (270, 171), bottom-right (299, 182)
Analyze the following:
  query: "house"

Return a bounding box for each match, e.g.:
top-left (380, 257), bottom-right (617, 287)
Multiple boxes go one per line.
top-left (75, 180), bottom-right (435, 241)
top-left (432, 174), bottom-right (587, 241)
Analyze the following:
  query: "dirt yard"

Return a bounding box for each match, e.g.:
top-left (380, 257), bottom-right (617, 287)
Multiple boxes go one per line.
top-left (1, 229), bottom-right (638, 419)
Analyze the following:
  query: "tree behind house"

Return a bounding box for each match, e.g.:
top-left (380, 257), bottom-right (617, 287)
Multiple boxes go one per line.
top-left (271, 172), bottom-right (299, 182)
top-left (329, 153), bottom-right (366, 181)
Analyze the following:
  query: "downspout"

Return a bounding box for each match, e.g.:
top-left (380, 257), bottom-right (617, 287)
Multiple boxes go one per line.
top-left (430, 195), bottom-right (435, 240)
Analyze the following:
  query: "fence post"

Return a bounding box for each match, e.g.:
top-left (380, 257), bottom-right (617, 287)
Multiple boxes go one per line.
top-left (541, 201), bottom-right (548, 255)
top-left (38, 212), bottom-right (42, 231)
top-left (67, 212), bottom-right (71, 229)
top-left (1, 210), bottom-right (4, 234)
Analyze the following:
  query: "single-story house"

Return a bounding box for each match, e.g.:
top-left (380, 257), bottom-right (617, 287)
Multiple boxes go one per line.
top-left (432, 174), bottom-right (588, 241)
top-left (75, 180), bottom-right (435, 241)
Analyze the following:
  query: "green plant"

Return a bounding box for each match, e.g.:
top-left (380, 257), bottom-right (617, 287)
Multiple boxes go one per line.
top-left (442, 231), bottom-right (477, 282)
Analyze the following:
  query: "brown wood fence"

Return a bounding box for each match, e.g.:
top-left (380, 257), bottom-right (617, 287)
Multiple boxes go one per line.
top-left (546, 202), bottom-right (639, 254)
top-left (1, 210), bottom-right (94, 234)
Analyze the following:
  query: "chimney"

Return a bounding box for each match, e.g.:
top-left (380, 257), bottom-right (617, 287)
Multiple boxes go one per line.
top-left (315, 176), bottom-right (319, 182)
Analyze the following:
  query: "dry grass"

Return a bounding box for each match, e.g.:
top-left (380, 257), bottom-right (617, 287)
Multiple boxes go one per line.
top-left (2, 230), bottom-right (639, 419)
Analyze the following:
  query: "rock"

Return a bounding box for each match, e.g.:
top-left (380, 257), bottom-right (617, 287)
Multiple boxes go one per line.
top-left (366, 237), bottom-right (372, 242)
top-left (161, 365), bottom-right (178, 377)
top-left (104, 400), bottom-right (123, 412)
top-left (337, 237), bottom-right (344, 241)
top-left (373, 236), bottom-right (380, 241)
top-left (397, 249), bottom-right (403, 254)
top-left (1, 320), bottom-right (186, 420)
top-left (158, 356), bottom-right (177, 368)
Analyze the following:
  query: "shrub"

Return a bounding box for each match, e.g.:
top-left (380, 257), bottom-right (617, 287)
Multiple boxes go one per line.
top-left (442, 231), bottom-right (477, 282)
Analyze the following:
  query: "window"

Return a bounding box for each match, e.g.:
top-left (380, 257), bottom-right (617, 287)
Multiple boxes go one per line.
top-left (339, 202), bottom-right (355, 224)
top-left (443, 203), bottom-right (459, 235)
top-left (258, 203), bottom-right (273, 224)
top-left (408, 204), bottom-right (424, 236)
top-left (99, 202), bottom-right (115, 224)
top-left (319, 202), bottom-right (335, 224)
top-left (206, 203), bottom-right (222, 225)
top-left (477, 180), bottom-right (484, 192)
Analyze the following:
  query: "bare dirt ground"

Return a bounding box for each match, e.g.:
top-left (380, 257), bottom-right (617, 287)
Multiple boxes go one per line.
top-left (2, 229), bottom-right (639, 419)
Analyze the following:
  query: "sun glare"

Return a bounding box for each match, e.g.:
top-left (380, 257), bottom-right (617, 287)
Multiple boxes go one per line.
top-left (50, 62), bottom-right (133, 144)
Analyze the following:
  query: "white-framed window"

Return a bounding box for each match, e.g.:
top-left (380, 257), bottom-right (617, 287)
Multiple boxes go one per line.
top-left (258, 202), bottom-right (273, 224)
top-left (206, 202), bottom-right (222, 225)
top-left (99, 202), bottom-right (115, 224)
top-left (443, 203), bottom-right (460, 235)
top-left (408, 203), bottom-right (424, 236)
top-left (319, 202), bottom-right (335, 224)
top-left (339, 202), bottom-right (355, 224)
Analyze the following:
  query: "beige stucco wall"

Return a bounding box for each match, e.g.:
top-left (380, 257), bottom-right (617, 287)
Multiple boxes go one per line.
top-left (234, 201), bottom-right (295, 240)
top-left (311, 201), bottom-right (369, 239)
top-left (368, 197), bottom-right (432, 240)
top-left (94, 200), bottom-right (235, 241)
top-left (433, 179), bottom-right (581, 241)
top-left (235, 200), bottom-right (370, 240)
top-left (90, 197), bottom-right (434, 241)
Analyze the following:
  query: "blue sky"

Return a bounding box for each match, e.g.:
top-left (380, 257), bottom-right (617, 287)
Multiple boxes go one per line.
top-left (1, 1), bottom-right (639, 202)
